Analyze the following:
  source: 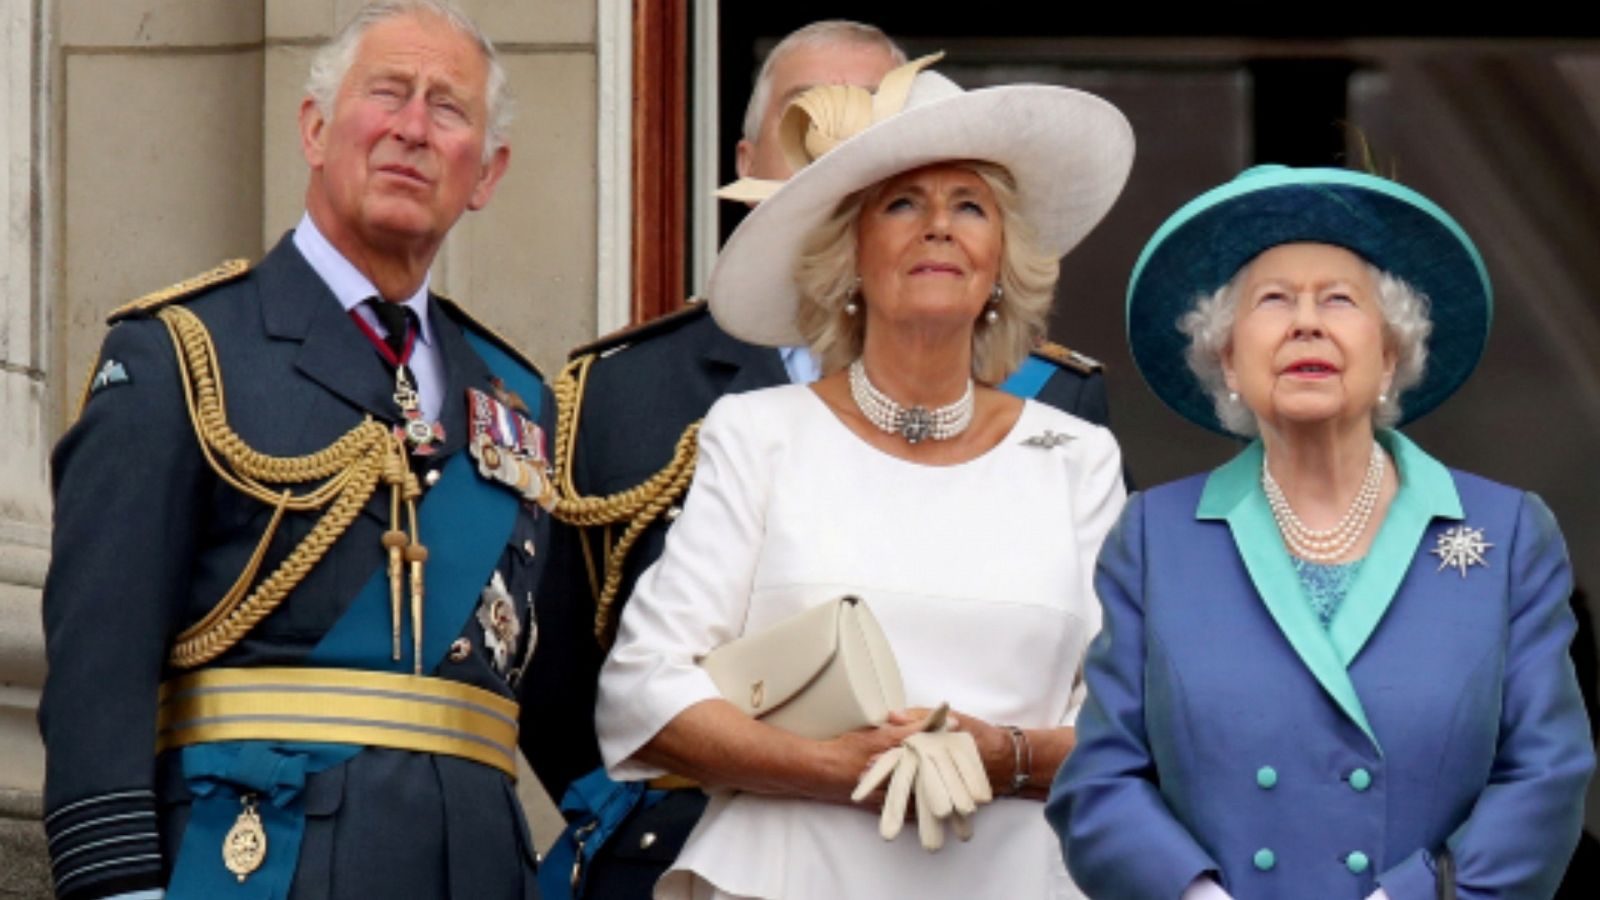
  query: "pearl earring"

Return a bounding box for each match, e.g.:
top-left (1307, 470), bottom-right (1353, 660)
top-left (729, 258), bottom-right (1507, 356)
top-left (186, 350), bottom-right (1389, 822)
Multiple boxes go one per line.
top-left (1228, 390), bottom-right (1239, 404)
top-left (844, 276), bottom-right (862, 316)
top-left (981, 282), bottom-right (1003, 324)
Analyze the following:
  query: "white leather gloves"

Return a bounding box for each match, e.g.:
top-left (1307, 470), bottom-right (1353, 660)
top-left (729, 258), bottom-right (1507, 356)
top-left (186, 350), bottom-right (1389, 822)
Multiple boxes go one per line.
top-left (851, 709), bottom-right (993, 851)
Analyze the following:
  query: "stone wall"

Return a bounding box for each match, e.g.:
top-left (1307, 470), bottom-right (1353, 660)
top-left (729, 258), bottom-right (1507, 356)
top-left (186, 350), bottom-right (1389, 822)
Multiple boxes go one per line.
top-left (1, 0), bottom-right (51, 894)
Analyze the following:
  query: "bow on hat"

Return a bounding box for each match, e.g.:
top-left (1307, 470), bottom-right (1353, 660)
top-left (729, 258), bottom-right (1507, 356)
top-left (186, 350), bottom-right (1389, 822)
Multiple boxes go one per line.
top-left (716, 53), bottom-right (944, 204)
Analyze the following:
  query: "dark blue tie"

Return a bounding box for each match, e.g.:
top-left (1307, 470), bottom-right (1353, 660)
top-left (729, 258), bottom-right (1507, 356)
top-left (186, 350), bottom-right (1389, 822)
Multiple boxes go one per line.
top-left (367, 299), bottom-right (416, 360)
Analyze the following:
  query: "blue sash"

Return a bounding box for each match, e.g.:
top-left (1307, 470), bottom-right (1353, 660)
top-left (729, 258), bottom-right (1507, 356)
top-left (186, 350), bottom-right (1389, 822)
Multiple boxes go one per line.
top-left (999, 355), bottom-right (1054, 399)
top-left (540, 769), bottom-right (667, 900)
top-left (167, 331), bottom-right (541, 899)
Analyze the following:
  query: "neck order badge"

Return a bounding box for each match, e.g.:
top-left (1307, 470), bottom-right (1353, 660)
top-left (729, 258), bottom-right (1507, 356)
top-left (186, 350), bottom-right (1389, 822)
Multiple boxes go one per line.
top-left (352, 301), bottom-right (445, 455)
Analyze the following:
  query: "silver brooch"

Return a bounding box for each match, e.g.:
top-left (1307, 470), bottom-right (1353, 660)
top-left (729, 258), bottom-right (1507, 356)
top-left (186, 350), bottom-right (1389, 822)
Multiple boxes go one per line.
top-left (1021, 430), bottom-right (1074, 449)
top-left (1432, 524), bottom-right (1493, 577)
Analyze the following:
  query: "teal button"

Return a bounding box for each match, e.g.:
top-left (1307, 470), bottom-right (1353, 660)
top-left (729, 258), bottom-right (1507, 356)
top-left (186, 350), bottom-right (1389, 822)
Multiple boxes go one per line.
top-left (1254, 848), bottom-right (1276, 871)
top-left (1346, 851), bottom-right (1370, 874)
top-left (1349, 768), bottom-right (1372, 791)
top-left (1256, 766), bottom-right (1278, 789)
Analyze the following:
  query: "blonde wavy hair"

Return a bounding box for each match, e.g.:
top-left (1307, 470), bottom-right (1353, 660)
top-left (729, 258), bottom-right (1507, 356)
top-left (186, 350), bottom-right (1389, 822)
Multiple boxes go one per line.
top-left (793, 162), bottom-right (1059, 385)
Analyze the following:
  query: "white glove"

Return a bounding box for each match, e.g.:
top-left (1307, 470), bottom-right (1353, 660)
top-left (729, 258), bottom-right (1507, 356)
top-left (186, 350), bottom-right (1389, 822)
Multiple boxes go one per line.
top-left (851, 706), bottom-right (995, 852)
top-left (905, 730), bottom-right (991, 849)
top-left (852, 743), bottom-right (919, 841)
top-left (906, 731), bottom-right (990, 814)
top-left (1181, 877), bottom-right (1235, 900)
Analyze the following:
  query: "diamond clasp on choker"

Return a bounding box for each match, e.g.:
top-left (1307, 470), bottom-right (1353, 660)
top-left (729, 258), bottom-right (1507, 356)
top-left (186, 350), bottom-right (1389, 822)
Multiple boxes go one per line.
top-left (848, 359), bottom-right (974, 444)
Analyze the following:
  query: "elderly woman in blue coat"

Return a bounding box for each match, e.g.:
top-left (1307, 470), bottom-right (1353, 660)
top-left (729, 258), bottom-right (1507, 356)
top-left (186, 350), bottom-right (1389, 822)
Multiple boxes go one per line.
top-left (1047, 165), bottom-right (1594, 899)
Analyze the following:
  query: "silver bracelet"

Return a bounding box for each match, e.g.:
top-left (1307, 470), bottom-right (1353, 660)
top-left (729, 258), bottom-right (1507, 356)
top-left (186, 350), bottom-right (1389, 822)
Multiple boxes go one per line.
top-left (1003, 725), bottom-right (1032, 795)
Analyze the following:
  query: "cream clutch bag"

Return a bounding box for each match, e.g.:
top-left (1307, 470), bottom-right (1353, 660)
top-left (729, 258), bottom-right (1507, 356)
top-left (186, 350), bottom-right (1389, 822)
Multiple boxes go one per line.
top-left (698, 595), bottom-right (906, 740)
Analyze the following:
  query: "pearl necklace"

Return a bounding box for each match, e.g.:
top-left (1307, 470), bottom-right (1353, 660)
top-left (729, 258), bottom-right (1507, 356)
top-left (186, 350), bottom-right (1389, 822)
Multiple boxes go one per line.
top-left (1261, 441), bottom-right (1385, 563)
top-left (848, 359), bottom-right (974, 444)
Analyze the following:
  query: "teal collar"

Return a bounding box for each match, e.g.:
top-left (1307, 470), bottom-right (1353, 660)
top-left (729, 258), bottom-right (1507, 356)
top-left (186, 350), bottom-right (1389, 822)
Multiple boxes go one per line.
top-left (1196, 430), bottom-right (1462, 752)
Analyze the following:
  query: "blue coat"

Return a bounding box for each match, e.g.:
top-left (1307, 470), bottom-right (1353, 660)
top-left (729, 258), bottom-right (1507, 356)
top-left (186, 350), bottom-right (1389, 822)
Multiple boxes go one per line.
top-left (1048, 431), bottom-right (1593, 899)
top-left (39, 236), bottom-right (549, 900)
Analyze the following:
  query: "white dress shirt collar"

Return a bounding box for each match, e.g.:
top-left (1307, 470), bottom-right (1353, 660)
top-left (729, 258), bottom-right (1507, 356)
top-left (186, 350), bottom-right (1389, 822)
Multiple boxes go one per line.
top-left (292, 212), bottom-right (435, 348)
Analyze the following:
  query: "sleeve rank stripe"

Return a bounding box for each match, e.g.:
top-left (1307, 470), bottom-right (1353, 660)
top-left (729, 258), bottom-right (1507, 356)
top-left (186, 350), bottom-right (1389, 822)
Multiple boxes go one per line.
top-left (51, 833), bottom-right (160, 871)
top-left (44, 790), bottom-right (155, 825)
top-left (53, 853), bottom-right (165, 892)
top-left (46, 811), bottom-right (157, 849)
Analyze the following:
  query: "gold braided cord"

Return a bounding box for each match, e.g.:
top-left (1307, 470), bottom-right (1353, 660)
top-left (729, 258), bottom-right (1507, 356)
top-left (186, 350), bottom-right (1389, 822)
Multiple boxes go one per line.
top-left (588, 429), bottom-right (698, 643)
top-left (158, 305), bottom-right (418, 669)
top-left (547, 354), bottom-right (702, 644)
top-left (549, 354), bottom-right (595, 501)
top-left (110, 259), bottom-right (250, 321)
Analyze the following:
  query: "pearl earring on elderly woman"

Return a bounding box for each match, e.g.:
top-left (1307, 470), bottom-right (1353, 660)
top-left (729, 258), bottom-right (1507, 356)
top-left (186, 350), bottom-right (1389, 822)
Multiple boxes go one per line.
top-left (985, 282), bottom-right (1003, 324)
top-left (845, 276), bottom-right (862, 317)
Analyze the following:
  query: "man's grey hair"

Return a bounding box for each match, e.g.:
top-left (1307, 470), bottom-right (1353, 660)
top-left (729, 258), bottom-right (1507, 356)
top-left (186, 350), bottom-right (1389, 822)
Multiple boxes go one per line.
top-left (1179, 260), bottom-right (1433, 436)
top-left (305, 0), bottom-right (512, 162)
top-left (741, 20), bottom-right (907, 144)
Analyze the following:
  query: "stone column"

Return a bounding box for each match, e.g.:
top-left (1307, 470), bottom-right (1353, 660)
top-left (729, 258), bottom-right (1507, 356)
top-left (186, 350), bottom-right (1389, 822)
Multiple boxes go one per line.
top-left (0, 0), bottom-right (52, 892)
top-left (1, 3), bottom-right (268, 894)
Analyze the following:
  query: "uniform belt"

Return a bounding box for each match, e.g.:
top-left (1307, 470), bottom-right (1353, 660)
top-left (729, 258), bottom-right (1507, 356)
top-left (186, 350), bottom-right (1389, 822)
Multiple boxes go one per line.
top-left (156, 666), bottom-right (520, 778)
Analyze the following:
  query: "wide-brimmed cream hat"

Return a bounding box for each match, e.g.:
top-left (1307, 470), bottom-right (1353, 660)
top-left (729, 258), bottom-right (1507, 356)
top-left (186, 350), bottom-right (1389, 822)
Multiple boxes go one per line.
top-left (707, 54), bottom-right (1135, 347)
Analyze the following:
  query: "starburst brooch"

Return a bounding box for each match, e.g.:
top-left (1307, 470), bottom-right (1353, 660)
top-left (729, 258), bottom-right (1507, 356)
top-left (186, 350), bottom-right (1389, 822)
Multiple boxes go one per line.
top-left (1432, 524), bottom-right (1493, 577)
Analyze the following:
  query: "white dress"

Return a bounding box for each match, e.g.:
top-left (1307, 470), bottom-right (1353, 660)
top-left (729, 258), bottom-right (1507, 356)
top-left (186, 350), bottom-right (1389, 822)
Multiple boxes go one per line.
top-left (596, 384), bottom-right (1126, 900)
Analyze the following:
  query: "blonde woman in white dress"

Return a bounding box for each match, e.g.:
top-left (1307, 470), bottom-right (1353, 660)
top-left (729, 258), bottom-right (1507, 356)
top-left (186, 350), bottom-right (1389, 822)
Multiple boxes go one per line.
top-left (596, 56), bottom-right (1135, 899)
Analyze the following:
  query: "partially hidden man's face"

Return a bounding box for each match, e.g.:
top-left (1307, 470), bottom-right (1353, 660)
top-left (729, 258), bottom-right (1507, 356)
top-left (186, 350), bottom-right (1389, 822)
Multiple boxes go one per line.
top-left (736, 41), bottom-right (900, 182)
top-left (300, 12), bottom-right (508, 255)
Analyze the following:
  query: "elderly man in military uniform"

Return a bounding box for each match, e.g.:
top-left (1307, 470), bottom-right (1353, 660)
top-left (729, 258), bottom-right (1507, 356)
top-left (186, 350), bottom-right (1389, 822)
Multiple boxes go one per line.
top-left (523, 20), bottom-right (1115, 899)
top-left (39, 3), bottom-right (552, 898)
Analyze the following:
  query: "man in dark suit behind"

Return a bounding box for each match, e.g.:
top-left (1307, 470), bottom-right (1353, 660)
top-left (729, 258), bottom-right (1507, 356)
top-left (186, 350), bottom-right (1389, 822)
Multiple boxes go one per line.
top-left (522, 20), bottom-right (1115, 898)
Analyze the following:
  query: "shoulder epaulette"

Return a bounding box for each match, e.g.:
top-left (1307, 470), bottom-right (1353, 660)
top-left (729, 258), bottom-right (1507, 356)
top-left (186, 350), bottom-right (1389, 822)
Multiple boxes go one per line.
top-left (1033, 340), bottom-right (1104, 376)
top-left (434, 295), bottom-right (546, 379)
top-left (567, 301), bottom-right (709, 361)
top-left (107, 259), bottom-right (252, 323)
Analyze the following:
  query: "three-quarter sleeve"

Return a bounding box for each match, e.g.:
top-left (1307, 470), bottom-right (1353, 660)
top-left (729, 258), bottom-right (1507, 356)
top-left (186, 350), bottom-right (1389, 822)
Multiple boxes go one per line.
top-left (1063, 425), bottom-right (1127, 725)
top-left (595, 393), bottom-right (779, 779)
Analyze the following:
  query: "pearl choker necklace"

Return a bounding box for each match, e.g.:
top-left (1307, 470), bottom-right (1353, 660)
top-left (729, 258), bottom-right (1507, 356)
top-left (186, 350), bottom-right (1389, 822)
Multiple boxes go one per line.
top-left (848, 359), bottom-right (974, 444)
top-left (1261, 441), bottom-right (1386, 563)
